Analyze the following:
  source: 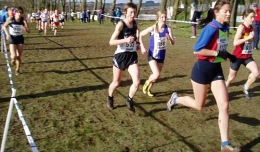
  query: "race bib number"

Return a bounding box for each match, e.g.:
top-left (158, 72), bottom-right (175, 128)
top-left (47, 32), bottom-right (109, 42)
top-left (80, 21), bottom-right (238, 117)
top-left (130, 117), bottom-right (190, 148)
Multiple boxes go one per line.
top-left (242, 42), bottom-right (253, 54)
top-left (156, 37), bottom-right (166, 50)
top-left (125, 42), bottom-right (136, 51)
top-left (9, 25), bottom-right (23, 36)
top-left (217, 37), bottom-right (228, 52)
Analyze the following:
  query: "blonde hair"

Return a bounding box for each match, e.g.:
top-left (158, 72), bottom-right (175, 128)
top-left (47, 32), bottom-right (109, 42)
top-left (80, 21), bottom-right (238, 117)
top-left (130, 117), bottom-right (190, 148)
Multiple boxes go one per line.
top-left (155, 11), bottom-right (167, 33)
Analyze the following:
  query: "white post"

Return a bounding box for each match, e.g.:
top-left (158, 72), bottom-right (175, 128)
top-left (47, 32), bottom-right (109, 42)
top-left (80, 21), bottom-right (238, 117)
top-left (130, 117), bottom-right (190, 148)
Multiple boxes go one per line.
top-left (1, 98), bottom-right (14, 152)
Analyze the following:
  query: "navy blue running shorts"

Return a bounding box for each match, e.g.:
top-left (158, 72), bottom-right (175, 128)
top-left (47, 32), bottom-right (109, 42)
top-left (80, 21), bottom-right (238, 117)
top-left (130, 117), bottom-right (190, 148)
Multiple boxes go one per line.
top-left (191, 60), bottom-right (225, 84)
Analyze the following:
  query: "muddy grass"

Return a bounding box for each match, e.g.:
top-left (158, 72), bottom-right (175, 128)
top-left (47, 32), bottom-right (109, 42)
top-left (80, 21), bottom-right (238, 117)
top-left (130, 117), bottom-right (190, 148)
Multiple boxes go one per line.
top-left (0, 20), bottom-right (259, 152)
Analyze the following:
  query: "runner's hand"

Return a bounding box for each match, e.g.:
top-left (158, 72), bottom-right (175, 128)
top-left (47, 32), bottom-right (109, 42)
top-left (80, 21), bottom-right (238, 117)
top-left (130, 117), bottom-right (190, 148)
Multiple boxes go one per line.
top-left (217, 51), bottom-right (228, 60)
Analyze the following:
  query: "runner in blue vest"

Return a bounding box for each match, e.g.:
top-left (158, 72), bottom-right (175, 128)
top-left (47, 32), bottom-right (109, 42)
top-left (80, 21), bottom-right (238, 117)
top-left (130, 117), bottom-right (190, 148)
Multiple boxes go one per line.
top-left (139, 10), bottom-right (175, 97)
top-left (0, 6), bottom-right (9, 35)
top-left (167, 0), bottom-right (240, 151)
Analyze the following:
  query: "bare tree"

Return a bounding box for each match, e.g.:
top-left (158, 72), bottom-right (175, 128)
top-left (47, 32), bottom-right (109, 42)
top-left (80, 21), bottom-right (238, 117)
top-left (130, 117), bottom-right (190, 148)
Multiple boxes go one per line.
top-left (130, 0), bottom-right (133, 3)
top-left (137, 0), bottom-right (143, 16)
top-left (112, 0), bottom-right (116, 10)
top-left (92, 0), bottom-right (98, 21)
top-left (160, 0), bottom-right (167, 11)
top-left (184, 0), bottom-right (188, 20)
top-left (71, 0), bottom-right (76, 12)
top-left (60, 0), bottom-right (66, 12)
top-left (230, 0), bottom-right (238, 30)
top-left (171, 0), bottom-right (180, 20)
top-left (49, 0), bottom-right (53, 11)
top-left (99, 0), bottom-right (103, 9)
top-left (81, 0), bottom-right (86, 11)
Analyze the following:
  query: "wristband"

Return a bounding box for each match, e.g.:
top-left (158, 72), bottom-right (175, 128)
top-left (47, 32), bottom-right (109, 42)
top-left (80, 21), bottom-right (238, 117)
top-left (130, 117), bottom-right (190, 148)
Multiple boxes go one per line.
top-left (214, 51), bottom-right (218, 56)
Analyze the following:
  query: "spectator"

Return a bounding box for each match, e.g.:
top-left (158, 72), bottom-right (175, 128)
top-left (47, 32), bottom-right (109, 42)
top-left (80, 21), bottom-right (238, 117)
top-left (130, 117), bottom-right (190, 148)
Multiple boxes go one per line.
top-left (190, 3), bottom-right (202, 38)
top-left (111, 8), bottom-right (116, 25)
top-left (80, 11), bottom-right (84, 23)
top-left (0, 6), bottom-right (9, 35)
top-left (98, 7), bottom-right (104, 24)
top-left (70, 10), bottom-right (75, 21)
top-left (252, 3), bottom-right (260, 50)
top-left (115, 7), bottom-right (122, 24)
top-left (87, 10), bottom-right (91, 22)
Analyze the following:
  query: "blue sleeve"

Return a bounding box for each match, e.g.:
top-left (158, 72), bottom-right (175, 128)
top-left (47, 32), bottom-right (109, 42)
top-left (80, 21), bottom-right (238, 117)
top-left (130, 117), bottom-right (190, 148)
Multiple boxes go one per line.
top-left (194, 25), bottom-right (217, 52)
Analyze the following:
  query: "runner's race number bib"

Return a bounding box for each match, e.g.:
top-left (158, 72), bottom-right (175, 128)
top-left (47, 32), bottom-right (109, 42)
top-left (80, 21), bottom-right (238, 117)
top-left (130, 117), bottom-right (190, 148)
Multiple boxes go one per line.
top-left (242, 42), bottom-right (253, 54)
top-left (9, 25), bottom-right (23, 36)
top-left (155, 35), bottom-right (166, 50)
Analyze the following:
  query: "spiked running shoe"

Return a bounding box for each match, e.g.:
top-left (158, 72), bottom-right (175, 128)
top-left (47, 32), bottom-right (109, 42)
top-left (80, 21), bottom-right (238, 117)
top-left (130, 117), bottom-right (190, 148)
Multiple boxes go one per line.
top-left (142, 81), bottom-right (149, 94)
top-left (126, 98), bottom-right (135, 112)
top-left (167, 92), bottom-right (178, 111)
top-left (242, 85), bottom-right (251, 99)
top-left (147, 90), bottom-right (154, 97)
top-left (107, 96), bottom-right (114, 110)
top-left (221, 143), bottom-right (241, 152)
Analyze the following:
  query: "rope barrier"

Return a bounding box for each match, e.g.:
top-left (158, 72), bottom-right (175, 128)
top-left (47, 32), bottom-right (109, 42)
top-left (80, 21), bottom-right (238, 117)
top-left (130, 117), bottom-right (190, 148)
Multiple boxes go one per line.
top-left (0, 30), bottom-right (38, 152)
top-left (101, 14), bottom-right (241, 28)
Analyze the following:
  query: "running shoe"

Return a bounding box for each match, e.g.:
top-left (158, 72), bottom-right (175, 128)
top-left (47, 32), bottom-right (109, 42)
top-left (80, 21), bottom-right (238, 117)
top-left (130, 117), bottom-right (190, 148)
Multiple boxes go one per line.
top-left (126, 98), bottom-right (135, 112)
top-left (147, 90), bottom-right (154, 97)
top-left (15, 70), bottom-right (21, 76)
top-left (221, 143), bottom-right (241, 152)
top-left (242, 85), bottom-right (251, 99)
top-left (142, 81), bottom-right (149, 94)
top-left (167, 92), bottom-right (178, 111)
top-left (107, 96), bottom-right (114, 110)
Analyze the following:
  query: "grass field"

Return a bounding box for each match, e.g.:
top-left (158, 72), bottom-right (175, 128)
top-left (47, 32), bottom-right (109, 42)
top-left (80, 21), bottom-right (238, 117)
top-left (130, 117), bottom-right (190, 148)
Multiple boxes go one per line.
top-left (0, 19), bottom-right (259, 152)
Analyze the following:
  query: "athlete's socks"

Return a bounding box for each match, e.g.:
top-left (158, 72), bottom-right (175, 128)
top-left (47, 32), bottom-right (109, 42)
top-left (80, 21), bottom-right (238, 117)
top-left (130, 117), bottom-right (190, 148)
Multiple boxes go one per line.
top-left (173, 97), bottom-right (178, 105)
top-left (127, 96), bottom-right (132, 101)
top-left (221, 141), bottom-right (229, 147)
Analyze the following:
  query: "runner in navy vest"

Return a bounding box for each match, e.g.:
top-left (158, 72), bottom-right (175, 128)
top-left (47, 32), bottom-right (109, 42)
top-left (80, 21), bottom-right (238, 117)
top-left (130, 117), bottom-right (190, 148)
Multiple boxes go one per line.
top-left (107, 3), bottom-right (140, 112)
top-left (139, 10), bottom-right (175, 97)
top-left (2, 6), bottom-right (30, 75)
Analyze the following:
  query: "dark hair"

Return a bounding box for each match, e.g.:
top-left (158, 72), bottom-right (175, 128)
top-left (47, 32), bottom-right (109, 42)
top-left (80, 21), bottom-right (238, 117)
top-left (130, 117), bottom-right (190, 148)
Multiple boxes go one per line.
top-left (16, 6), bottom-right (24, 14)
top-left (124, 2), bottom-right (137, 12)
top-left (242, 9), bottom-right (255, 19)
top-left (198, 8), bottom-right (214, 28)
top-left (198, 0), bottom-right (231, 28)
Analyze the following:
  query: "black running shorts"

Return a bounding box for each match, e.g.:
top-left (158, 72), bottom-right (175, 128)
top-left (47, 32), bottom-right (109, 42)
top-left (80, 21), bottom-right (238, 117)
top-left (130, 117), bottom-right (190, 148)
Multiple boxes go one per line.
top-left (113, 52), bottom-right (138, 70)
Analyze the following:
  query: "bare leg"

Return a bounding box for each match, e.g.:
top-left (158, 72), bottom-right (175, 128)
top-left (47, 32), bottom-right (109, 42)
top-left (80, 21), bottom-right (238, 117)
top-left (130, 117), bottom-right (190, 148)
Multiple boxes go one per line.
top-left (175, 80), bottom-right (208, 110)
top-left (244, 61), bottom-right (260, 90)
top-left (225, 68), bottom-right (238, 87)
top-left (211, 80), bottom-right (229, 142)
top-left (128, 63), bottom-right (140, 98)
top-left (108, 66), bottom-right (122, 97)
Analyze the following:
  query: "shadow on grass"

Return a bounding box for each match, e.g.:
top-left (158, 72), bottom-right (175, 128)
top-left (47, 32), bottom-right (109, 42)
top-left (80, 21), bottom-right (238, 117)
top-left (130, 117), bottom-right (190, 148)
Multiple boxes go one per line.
top-left (15, 84), bottom-right (107, 100)
top-left (240, 136), bottom-right (260, 152)
top-left (25, 45), bottom-right (90, 51)
top-left (205, 113), bottom-right (259, 126)
top-left (15, 34), bottom-right (202, 151)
